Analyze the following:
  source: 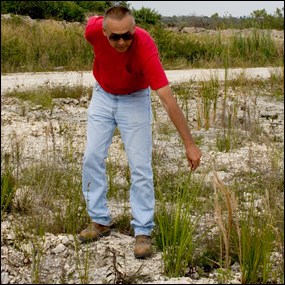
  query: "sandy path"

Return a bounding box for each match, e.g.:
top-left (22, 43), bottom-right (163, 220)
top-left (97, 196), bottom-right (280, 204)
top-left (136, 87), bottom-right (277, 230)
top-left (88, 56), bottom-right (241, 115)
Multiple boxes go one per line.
top-left (1, 67), bottom-right (282, 95)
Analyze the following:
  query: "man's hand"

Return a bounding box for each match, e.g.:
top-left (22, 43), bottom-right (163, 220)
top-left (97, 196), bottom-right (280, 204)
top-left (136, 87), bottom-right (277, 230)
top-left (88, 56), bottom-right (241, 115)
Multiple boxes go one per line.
top-left (156, 85), bottom-right (202, 171)
top-left (185, 144), bottom-right (202, 171)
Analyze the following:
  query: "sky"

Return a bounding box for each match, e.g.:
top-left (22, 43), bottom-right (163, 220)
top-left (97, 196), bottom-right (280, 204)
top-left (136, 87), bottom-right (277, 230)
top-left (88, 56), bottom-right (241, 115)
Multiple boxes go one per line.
top-left (127, 1), bottom-right (284, 17)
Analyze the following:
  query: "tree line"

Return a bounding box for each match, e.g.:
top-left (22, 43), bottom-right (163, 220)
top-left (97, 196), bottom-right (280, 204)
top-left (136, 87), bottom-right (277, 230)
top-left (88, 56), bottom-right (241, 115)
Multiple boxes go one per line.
top-left (1, 1), bottom-right (284, 30)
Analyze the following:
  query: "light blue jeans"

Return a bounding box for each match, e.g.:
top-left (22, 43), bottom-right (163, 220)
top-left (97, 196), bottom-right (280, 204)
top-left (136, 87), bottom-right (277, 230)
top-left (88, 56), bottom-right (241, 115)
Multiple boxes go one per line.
top-left (82, 83), bottom-right (154, 236)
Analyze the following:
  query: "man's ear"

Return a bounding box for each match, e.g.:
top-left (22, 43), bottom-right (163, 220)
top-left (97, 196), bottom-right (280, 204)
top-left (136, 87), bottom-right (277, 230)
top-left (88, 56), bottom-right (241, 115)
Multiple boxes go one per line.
top-left (102, 28), bottom-right (107, 37)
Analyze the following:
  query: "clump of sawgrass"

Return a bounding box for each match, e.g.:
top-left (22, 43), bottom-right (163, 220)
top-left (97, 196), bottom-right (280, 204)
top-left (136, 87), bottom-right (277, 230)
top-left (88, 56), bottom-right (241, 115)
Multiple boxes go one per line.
top-left (213, 170), bottom-right (282, 284)
top-left (213, 172), bottom-right (238, 270)
top-left (172, 81), bottom-right (195, 123)
top-left (1, 154), bottom-right (16, 216)
top-left (195, 76), bottom-right (220, 130)
top-left (1, 131), bottom-right (24, 218)
top-left (155, 172), bottom-right (203, 277)
top-left (238, 194), bottom-right (276, 284)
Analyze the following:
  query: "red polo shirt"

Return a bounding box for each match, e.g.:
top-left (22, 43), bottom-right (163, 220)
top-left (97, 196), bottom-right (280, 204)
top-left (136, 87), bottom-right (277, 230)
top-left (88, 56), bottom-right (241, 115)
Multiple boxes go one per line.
top-left (85, 16), bottom-right (169, 94)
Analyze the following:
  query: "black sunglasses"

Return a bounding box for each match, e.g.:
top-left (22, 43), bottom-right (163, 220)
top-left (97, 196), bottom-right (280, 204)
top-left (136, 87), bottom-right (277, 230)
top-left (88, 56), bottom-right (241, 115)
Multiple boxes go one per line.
top-left (108, 32), bottom-right (134, 41)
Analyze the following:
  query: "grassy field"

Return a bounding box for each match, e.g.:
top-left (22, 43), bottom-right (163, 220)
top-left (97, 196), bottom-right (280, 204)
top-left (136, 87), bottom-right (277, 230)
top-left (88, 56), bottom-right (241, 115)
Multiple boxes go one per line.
top-left (1, 14), bottom-right (284, 73)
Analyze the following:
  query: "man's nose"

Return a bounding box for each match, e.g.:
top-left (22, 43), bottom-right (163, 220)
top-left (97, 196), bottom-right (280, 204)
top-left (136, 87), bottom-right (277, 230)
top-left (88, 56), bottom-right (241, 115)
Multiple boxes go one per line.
top-left (117, 38), bottom-right (125, 44)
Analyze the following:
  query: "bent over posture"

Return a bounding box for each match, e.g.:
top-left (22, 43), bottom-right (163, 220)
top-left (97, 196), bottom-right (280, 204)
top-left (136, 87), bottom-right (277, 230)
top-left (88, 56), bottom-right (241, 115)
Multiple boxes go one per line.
top-left (80, 6), bottom-right (202, 259)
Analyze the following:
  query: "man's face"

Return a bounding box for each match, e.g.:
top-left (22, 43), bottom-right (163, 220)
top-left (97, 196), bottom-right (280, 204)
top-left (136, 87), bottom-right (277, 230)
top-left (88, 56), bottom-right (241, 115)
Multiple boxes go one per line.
top-left (103, 15), bottom-right (135, 53)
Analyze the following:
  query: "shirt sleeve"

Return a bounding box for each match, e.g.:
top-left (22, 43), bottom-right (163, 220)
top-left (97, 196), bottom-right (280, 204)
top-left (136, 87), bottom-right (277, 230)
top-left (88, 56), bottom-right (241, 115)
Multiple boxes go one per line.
top-left (85, 16), bottom-right (103, 46)
top-left (140, 34), bottom-right (169, 90)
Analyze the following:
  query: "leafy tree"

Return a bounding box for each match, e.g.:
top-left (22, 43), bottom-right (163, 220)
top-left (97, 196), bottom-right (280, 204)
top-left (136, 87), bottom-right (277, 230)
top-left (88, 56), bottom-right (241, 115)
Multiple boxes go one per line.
top-left (75, 1), bottom-right (129, 12)
top-left (1, 1), bottom-right (131, 21)
top-left (248, 8), bottom-right (284, 29)
top-left (1, 1), bottom-right (85, 21)
top-left (132, 7), bottom-right (161, 28)
top-left (1, 1), bottom-right (47, 18)
top-left (56, 1), bottom-right (85, 22)
top-left (74, 1), bottom-right (111, 14)
top-left (1, 1), bottom-right (20, 14)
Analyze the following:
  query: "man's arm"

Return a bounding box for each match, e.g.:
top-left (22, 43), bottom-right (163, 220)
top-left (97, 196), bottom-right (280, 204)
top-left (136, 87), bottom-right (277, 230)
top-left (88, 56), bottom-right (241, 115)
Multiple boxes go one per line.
top-left (155, 85), bottom-right (202, 171)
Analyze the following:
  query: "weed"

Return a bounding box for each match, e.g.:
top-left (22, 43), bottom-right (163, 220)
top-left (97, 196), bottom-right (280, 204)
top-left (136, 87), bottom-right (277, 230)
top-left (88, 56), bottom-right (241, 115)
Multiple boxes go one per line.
top-left (105, 247), bottom-right (150, 284)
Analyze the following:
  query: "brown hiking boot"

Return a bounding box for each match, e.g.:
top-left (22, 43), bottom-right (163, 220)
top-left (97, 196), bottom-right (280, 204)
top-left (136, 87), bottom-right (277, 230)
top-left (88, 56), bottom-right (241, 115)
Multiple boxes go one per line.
top-left (134, 235), bottom-right (152, 258)
top-left (79, 222), bottom-right (110, 242)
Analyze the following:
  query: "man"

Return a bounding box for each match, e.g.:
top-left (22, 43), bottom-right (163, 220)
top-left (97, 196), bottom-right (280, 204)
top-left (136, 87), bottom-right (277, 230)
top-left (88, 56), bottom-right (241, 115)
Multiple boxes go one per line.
top-left (79, 6), bottom-right (202, 259)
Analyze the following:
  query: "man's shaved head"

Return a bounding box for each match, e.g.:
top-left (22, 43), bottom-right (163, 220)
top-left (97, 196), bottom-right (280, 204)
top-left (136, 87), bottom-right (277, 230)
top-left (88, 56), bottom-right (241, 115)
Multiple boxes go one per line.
top-left (103, 6), bottom-right (135, 29)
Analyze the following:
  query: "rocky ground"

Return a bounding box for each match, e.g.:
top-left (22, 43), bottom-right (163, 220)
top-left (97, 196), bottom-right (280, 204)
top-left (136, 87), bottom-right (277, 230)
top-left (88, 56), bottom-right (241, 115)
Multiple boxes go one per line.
top-left (1, 69), bottom-right (284, 284)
